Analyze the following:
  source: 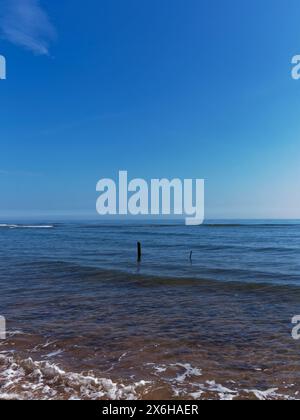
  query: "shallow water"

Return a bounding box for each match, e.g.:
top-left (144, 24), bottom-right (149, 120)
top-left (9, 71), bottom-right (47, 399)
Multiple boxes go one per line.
top-left (0, 220), bottom-right (300, 400)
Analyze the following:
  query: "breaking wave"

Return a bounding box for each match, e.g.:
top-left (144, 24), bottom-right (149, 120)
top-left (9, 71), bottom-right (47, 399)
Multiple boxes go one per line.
top-left (0, 352), bottom-right (296, 400)
top-left (0, 354), bottom-right (149, 400)
top-left (0, 224), bottom-right (54, 229)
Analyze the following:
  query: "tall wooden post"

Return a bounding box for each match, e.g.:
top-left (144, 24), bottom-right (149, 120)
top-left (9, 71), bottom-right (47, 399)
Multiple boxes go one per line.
top-left (137, 242), bottom-right (142, 262)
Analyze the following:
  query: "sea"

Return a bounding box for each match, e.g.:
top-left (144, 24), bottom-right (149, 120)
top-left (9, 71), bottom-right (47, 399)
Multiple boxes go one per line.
top-left (0, 219), bottom-right (300, 400)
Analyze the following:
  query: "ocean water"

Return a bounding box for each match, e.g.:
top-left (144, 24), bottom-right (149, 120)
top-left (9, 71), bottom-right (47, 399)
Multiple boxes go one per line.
top-left (0, 220), bottom-right (300, 400)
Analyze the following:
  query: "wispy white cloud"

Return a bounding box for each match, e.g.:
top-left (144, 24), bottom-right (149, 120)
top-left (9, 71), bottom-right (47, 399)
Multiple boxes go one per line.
top-left (0, 0), bottom-right (56, 55)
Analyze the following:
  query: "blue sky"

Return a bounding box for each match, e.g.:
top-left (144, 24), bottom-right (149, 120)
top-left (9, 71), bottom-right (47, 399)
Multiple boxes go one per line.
top-left (0, 0), bottom-right (300, 219)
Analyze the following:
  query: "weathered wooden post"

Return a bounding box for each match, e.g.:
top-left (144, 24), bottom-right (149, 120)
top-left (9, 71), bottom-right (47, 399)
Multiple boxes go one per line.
top-left (137, 242), bottom-right (142, 262)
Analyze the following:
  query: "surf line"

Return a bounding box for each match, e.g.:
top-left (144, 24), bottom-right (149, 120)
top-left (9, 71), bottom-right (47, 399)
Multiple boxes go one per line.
top-left (0, 55), bottom-right (6, 80)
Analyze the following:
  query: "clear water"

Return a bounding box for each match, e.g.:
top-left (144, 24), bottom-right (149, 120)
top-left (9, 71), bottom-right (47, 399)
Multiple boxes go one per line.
top-left (0, 220), bottom-right (300, 400)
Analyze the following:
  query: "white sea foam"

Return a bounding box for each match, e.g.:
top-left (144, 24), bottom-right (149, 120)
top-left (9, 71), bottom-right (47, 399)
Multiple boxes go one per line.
top-left (202, 381), bottom-right (238, 400)
top-left (150, 362), bottom-right (202, 383)
top-left (0, 353), bottom-right (297, 401)
top-left (6, 330), bottom-right (24, 337)
top-left (0, 224), bottom-right (54, 229)
top-left (14, 225), bottom-right (54, 229)
top-left (0, 354), bottom-right (150, 400)
top-left (245, 388), bottom-right (285, 401)
top-left (173, 363), bottom-right (202, 384)
top-left (43, 350), bottom-right (64, 359)
top-left (147, 362), bottom-right (297, 401)
top-left (190, 381), bottom-right (299, 401)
